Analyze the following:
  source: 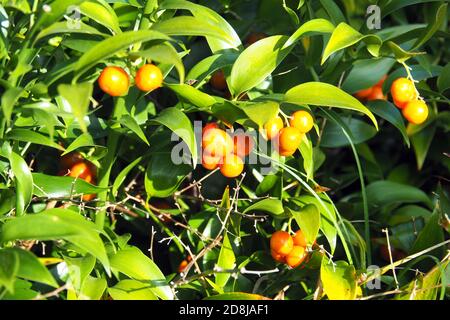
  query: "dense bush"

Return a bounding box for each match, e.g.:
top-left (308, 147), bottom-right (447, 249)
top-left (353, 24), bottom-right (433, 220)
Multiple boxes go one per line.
top-left (0, 0), bottom-right (448, 300)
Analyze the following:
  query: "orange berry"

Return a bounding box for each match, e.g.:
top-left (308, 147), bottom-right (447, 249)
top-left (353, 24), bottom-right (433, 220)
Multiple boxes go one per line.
top-left (277, 127), bottom-right (302, 156)
top-left (354, 87), bottom-right (373, 100)
top-left (135, 64), bottom-right (163, 92)
top-left (402, 100), bottom-right (428, 125)
top-left (209, 70), bottom-right (228, 91)
top-left (68, 162), bottom-right (93, 180)
top-left (98, 66), bottom-right (129, 97)
top-left (391, 78), bottom-right (417, 108)
top-left (286, 245), bottom-right (307, 268)
top-left (270, 231), bottom-right (294, 256)
top-left (264, 116), bottom-right (284, 140)
top-left (178, 260), bottom-right (189, 273)
top-left (202, 122), bottom-right (219, 136)
top-left (292, 230), bottom-right (307, 247)
top-left (220, 154), bottom-right (244, 178)
top-left (82, 193), bottom-right (96, 202)
top-left (271, 250), bottom-right (286, 263)
top-left (202, 128), bottom-right (234, 158)
top-left (290, 111), bottom-right (314, 133)
top-left (367, 86), bottom-right (387, 101)
top-left (233, 133), bottom-right (254, 157)
top-left (60, 152), bottom-right (84, 170)
top-left (393, 97), bottom-right (408, 109)
top-left (202, 152), bottom-right (221, 171)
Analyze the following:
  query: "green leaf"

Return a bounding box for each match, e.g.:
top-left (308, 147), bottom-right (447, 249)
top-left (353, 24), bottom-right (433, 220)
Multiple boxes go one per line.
top-left (204, 292), bottom-right (270, 300)
top-left (243, 199), bottom-right (285, 218)
top-left (9, 151), bottom-right (33, 216)
top-left (322, 23), bottom-right (382, 65)
top-left (57, 82), bottom-right (93, 133)
top-left (136, 44), bottom-right (185, 83)
top-left (79, 0), bottom-right (121, 34)
top-left (1, 248), bottom-right (57, 288)
top-left (36, 21), bottom-right (106, 41)
top-left (412, 3), bottom-right (447, 49)
top-left (150, 107), bottom-right (197, 167)
top-left (144, 152), bottom-right (191, 198)
top-left (6, 129), bottom-right (64, 151)
top-left (411, 207), bottom-right (445, 255)
top-left (75, 30), bottom-right (170, 76)
top-left (0, 208), bottom-right (110, 272)
top-left (411, 124), bottom-right (436, 170)
top-left (437, 62), bottom-right (450, 93)
top-left (62, 132), bottom-right (96, 156)
top-left (320, 258), bottom-right (357, 300)
top-left (1, 87), bottom-right (23, 125)
top-left (108, 279), bottom-right (158, 300)
top-left (237, 101), bottom-right (280, 128)
top-left (285, 82), bottom-right (378, 129)
top-left (112, 157), bottom-right (142, 197)
top-left (109, 247), bottom-right (173, 300)
top-left (187, 53), bottom-right (238, 86)
top-left (159, 0), bottom-right (241, 53)
top-left (120, 115), bottom-right (149, 145)
top-left (36, 0), bottom-right (86, 30)
top-left (366, 100), bottom-right (410, 147)
top-left (388, 205), bottom-right (432, 226)
top-left (289, 204), bottom-right (320, 245)
top-left (283, 18), bottom-right (335, 48)
top-left (381, 0), bottom-right (445, 18)
top-left (320, 117), bottom-right (377, 148)
top-left (32, 173), bottom-right (106, 199)
top-left (230, 35), bottom-right (291, 96)
top-left (0, 249), bottom-right (19, 292)
top-left (151, 16), bottom-right (233, 45)
top-left (215, 233), bottom-right (236, 288)
top-left (78, 276), bottom-right (107, 300)
top-left (298, 134), bottom-right (314, 180)
top-left (366, 181), bottom-right (432, 209)
top-left (166, 84), bottom-right (216, 110)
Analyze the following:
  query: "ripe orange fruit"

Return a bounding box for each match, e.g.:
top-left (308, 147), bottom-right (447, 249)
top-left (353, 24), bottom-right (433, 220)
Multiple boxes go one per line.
top-left (271, 250), bottom-right (286, 263)
top-left (202, 152), bottom-right (221, 171)
top-left (270, 231), bottom-right (293, 256)
top-left (245, 32), bottom-right (267, 46)
top-left (277, 127), bottom-right (302, 156)
top-left (402, 100), bottom-right (429, 125)
top-left (209, 70), bottom-right (228, 91)
top-left (367, 86), bottom-right (387, 101)
top-left (292, 230), bottom-right (307, 247)
top-left (178, 260), bottom-right (188, 273)
top-left (391, 78), bottom-right (417, 108)
top-left (354, 87), bottom-right (373, 100)
top-left (82, 192), bottom-right (96, 202)
top-left (202, 122), bottom-right (219, 136)
top-left (98, 66), bottom-right (130, 97)
top-left (60, 152), bottom-right (84, 169)
top-left (233, 133), bottom-right (254, 157)
top-left (286, 245), bottom-right (307, 268)
top-left (202, 128), bottom-right (234, 158)
top-left (220, 154), bottom-right (244, 178)
top-left (290, 111), bottom-right (314, 133)
top-left (68, 162), bottom-right (93, 180)
top-left (135, 64), bottom-right (163, 92)
top-left (264, 116), bottom-right (284, 140)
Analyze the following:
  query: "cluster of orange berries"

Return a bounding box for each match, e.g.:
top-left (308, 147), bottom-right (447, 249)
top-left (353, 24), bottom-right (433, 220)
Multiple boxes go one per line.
top-left (98, 64), bottom-right (163, 97)
top-left (270, 230), bottom-right (309, 268)
top-left (390, 77), bottom-right (428, 125)
top-left (58, 152), bottom-right (96, 201)
top-left (264, 110), bottom-right (314, 157)
top-left (355, 75), bottom-right (428, 125)
top-left (355, 75), bottom-right (387, 101)
top-left (201, 123), bottom-right (254, 178)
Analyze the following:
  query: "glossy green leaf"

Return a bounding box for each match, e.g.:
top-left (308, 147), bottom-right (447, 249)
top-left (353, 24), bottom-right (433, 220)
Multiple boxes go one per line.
top-left (411, 207), bottom-right (445, 255)
top-left (411, 124), bottom-right (436, 170)
top-left (9, 151), bottom-right (33, 216)
top-left (79, 1), bottom-right (121, 34)
top-left (284, 18), bottom-right (335, 48)
top-left (320, 117), bottom-right (377, 148)
top-left (6, 129), bottom-right (64, 151)
top-left (285, 82), bottom-right (378, 129)
top-left (215, 233), bottom-right (236, 288)
top-left (150, 107), bottom-right (197, 167)
top-left (243, 199), bottom-right (285, 217)
top-left (36, 21), bottom-right (105, 41)
top-left (109, 247), bottom-right (173, 300)
top-left (0, 249), bottom-right (19, 292)
top-left (57, 82), bottom-right (93, 133)
top-left (112, 157), bottom-right (142, 197)
top-left (62, 132), bottom-right (96, 156)
top-left (237, 101), bottom-right (279, 128)
top-left (1, 87), bottom-right (23, 125)
top-left (298, 134), bottom-right (314, 180)
top-left (187, 53), bottom-right (238, 87)
top-left (230, 35), bottom-right (290, 96)
top-left (32, 173), bottom-right (106, 199)
top-left (1, 248), bottom-right (57, 288)
top-left (366, 181), bottom-right (432, 209)
top-left (322, 23), bottom-right (382, 64)
top-left (204, 292), bottom-right (270, 300)
top-left (437, 62), bottom-right (450, 93)
top-left (108, 279), bottom-right (158, 300)
top-left (289, 204), bottom-right (320, 245)
top-left (78, 276), bottom-right (107, 300)
top-left (120, 115), bottom-right (149, 145)
top-left (166, 84), bottom-right (216, 110)
top-left (0, 208), bottom-right (110, 271)
top-left (320, 258), bottom-right (357, 300)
